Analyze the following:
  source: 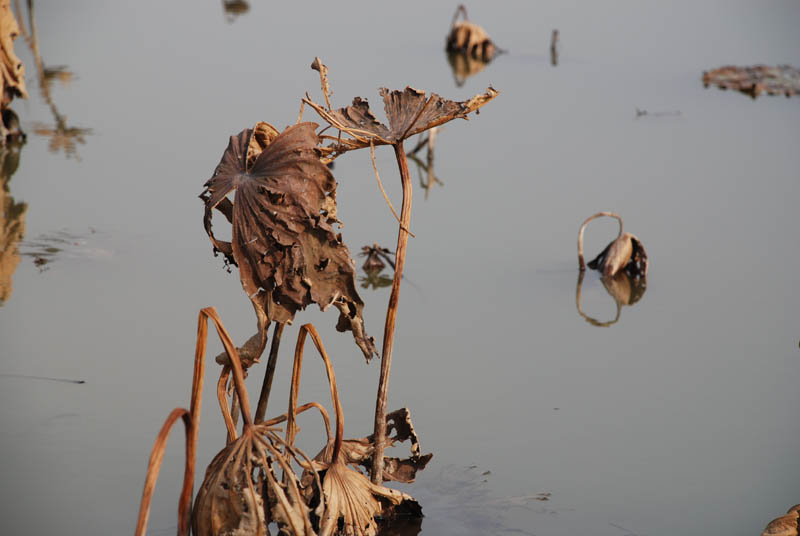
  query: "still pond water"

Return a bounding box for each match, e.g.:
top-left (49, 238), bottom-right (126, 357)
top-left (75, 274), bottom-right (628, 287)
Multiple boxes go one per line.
top-left (1, 1), bottom-right (799, 534)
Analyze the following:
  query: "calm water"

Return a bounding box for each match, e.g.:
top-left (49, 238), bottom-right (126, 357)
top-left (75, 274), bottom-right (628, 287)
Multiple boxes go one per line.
top-left (1, 1), bottom-right (799, 534)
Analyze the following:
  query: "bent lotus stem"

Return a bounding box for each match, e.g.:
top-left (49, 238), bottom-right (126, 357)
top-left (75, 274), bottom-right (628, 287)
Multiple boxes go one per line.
top-left (372, 141), bottom-right (414, 484)
top-left (287, 323), bottom-right (344, 463)
top-left (578, 211), bottom-right (623, 271)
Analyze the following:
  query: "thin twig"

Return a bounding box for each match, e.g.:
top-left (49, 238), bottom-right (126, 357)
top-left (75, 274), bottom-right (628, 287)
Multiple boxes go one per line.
top-left (370, 140), bottom-right (415, 238)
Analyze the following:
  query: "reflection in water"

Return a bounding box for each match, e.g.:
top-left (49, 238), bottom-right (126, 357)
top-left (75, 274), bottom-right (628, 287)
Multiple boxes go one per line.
top-left (575, 270), bottom-right (647, 327)
top-left (222, 0), bottom-right (249, 23)
top-left (406, 128), bottom-right (443, 199)
top-left (17, 0), bottom-right (92, 159)
top-left (20, 227), bottom-right (110, 271)
top-left (359, 243), bottom-right (395, 290)
top-left (0, 140), bottom-right (25, 305)
top-left (446, 51), bottom-right (491, 88)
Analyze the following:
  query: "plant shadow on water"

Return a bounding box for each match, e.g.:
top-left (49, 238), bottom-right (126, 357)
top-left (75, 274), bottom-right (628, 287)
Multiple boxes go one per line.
top-left (0, 140), bottom-right (25, 305)
top-left (16, 0), bottom-right (92, 160)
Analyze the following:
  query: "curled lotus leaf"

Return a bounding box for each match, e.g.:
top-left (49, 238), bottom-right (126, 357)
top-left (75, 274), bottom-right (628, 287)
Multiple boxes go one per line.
top-left (201, 121), bottom-right (377, 364)
top-left (587, 231), bottom-right (648, 278)
top-left (577, 212), bottom-right (648, 278)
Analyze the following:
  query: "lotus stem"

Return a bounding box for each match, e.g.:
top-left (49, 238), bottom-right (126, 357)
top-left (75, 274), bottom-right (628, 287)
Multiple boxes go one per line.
top-left (254, 321), bottom-right (284, 424)
top-left (578, 211), bottom-right (623, 271)
top-left (372, 141), bottom-right (414, 484)
top-left (134, 408), bottom-right (192, 536)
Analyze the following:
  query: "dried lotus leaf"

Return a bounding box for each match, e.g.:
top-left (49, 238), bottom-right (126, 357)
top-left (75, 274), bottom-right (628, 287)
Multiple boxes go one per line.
top-left (201, 122), bottom-right (377, 363)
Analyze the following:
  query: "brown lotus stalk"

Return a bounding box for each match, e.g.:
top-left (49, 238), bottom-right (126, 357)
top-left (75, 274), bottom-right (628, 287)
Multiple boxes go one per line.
top-left (577, 211), bottom-right (648, 277)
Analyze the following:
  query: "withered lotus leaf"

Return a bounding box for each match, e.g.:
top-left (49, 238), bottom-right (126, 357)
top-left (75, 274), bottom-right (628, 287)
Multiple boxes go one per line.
top-left (201, 121), bottom-right (377, 363)
top-left (305, 80), bottom-right (498, 155)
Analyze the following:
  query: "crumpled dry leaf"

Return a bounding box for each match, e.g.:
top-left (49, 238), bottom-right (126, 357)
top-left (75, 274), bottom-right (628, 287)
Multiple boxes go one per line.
top-left (703, 65), bottom-right (800, 98)
top-left (761, 504), bottom-right (800, 536)
top-left (201, 122), bottom-right (377, 363)
top-left (0, 1), bottom-right (27, 109)
top-left (192, 424), bottom-right (321, 536)
top-left (445, 5), bottom-right (496, 62)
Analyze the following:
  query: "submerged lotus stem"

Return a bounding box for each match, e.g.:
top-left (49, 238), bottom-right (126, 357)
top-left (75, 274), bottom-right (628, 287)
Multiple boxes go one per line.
top-left (577, 211), bottom-right (623, 271)
top-left (372, 141), bottom-right (414, 484)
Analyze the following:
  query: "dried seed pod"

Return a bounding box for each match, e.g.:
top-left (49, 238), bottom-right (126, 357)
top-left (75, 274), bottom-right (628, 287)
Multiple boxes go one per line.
top-left (192, 424), bottom-right (322, 536)
top-left (445, 5), bottom-right (496, 62)
top-left (575, 270), bottom-right (647, 328)
top-left (577, 212), bottom-right (648, 277)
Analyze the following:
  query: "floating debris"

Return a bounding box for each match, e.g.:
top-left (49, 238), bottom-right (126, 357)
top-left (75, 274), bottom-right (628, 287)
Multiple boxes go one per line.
top-left (222, 0), bottom-right (248, 22)
top-left (703, 65), bottom-right (800, 98)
